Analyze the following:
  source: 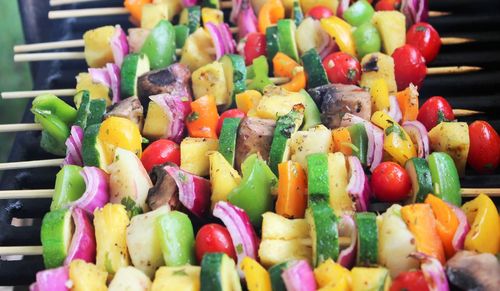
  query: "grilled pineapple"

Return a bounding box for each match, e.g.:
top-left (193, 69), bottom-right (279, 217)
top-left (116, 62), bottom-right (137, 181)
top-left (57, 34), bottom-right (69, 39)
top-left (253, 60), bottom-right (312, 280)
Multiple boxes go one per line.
top-left (428, 122), bottom-right (470, 176)
top-left (69, 260), bottom-right (108, 291)
top-left (180, 137), bottom-right (219, 177)
top-left (192, 62), bottom-right (229, 106)
top-left (360, 52), bottom-right (398, 94)
top-left (141, 3), bottom-right (171, 29)
top-left (256, 86), bottom-right (305, 120)
top-left (209, 151), bottom-right (241, 208)
top-left (108, 266), bottom-right (152, 291)
top-left (75, 73), bottom-right (112, 107)
top-left (180, 28), bottom-right (215, 72)
top-left (151, 266), bottom-right (201, 291)
top-left (289, 125), bottom-right (333, 171)
top-left (83, 26), bottom-right (115, 68)
top-left (372, 11), bottom-right (406, 55)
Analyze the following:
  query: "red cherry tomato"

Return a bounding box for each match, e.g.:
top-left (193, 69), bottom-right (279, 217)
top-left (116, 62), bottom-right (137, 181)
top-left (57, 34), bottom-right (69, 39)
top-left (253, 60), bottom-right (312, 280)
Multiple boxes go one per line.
top-left (371, 162), bottom-right (412, 202)
top-left (216, 109), bottom-right (246, 136)
top-left (390, 271), bottom-right (430, 291)
top-left (307, 5), bottom-right (334, 20)
top-left (244, 32), bottom-right (267, 66)
top-left (468, 121), bottom-right (500, 174)
top-left (416, 96), bottom-right (455, 131)
top-left (141, 139), bottom-right (180, 172)
top-left (375, 0), bottom-right (396, 11)
top-left (322, 52), bottom-right (361, 85)
top-left (392, 44), bottom-right (427, 90)
top-left (195, 224), bottom-right (236, 263)
top-left (406, 22), bottom-right (441, 63)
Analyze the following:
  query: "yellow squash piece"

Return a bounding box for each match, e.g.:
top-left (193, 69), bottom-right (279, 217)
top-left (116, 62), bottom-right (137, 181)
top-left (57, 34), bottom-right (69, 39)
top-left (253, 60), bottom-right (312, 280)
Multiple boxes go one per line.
top-left (180, 137), bottom-right (219, 176)
top-left (320, 16), bottom-right (356, 57)
top-left (75, 73), bottom-right (112, 107)
top-left (461, 194), bottom-right (500, 254)
top-left (209, 151), bottom-right (241, 208)
top-left (69, 260), bottom-right (108, 291)
top-left (241, 257), bottom-right (272, 291)
top-left (98, 117), bottom-right (143, 167)
top-left (151, 266), bottom-right (201, 291)
top-left (83, 26), bottom-right (115, 68)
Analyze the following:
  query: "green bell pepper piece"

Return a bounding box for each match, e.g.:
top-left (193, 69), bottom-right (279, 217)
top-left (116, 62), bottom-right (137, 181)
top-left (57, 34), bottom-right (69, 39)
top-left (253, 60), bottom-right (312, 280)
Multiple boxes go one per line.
top-left (428, 152), bottom-right (462, 206)
top-left (343, 0), bottom-right (375, 27)
top-left (353, 23), bottom-right (381, 59)
top-left (247, 56), bottom-right (273, 93)
top-left (141, 20), bottom-right (176, 69)
top-left (41, 208), bottom-right (72, 268)
top-left (227, 154), bottom-right (278, 226)
top-left (299, 90), bottom-right (321, 130)
top-left (32, 93), bottom-right (77, 126)
top-left (347, 123), bottom-right (368, 166)
top-left (32, 108), bottom-right (70, 156)
top-left (174, 25), bottom-right (190, 49)
top-left (50, 165), bottom-right (86, 211)
top-left (156, 211), bottom-right (196, 266)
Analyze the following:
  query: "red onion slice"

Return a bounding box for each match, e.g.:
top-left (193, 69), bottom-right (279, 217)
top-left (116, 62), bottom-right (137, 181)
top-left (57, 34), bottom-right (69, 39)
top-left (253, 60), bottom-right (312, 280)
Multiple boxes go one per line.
top-left (182, 0), bottom-right (198, 7)
top-left (165, 166), bottom-right (211, 218)
top-left (219, 23), bottom-right (237, 54)
top-left (32, 266), bottom-right (69, 291)
top-left (230, 0), bottom-right (243, 24)
top-left (402, 120), bottom-right (430, 159)
top-left (347, 156), bottom-right (370, 211)
top-left (282, 260), bottom-right (317, 291)
top-left (70, 167), bottom-right (109, 215)
top-left (64, 208), bottom-right (96, 265)
top-left (401, 0), bottom-right (428, 27)
top-left (213, 201), bottom-right (259, 277)
top-left (206, 22), bottom-right (226, 60)
top-left (106, 63), bottom-right (121, 104)
top-left (388, 95), bottom-right (403, 123)
top-left (110, 25), bottom-right (129, 68)
top-left (337, 0), bottom-right (350, 18)
top-left (63, 126), bottom-right (84, 166)
top-left (88, 68), bottom-right (110, 88)
top-left (337, 215), bottom-right (357, 269)
top-left (237, 3), bottom-right (258, 39)
top-left (411, 252), bottom-right (450, 291)
top-left (150, 93), bottom-right (191, 143)
top-left (448, 204), bottom-right (470, 253)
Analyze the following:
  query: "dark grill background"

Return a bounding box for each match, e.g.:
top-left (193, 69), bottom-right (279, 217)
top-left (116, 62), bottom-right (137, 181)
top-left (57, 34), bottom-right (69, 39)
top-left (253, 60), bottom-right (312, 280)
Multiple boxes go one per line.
top-left (1, 0), bottom-right (499, 287)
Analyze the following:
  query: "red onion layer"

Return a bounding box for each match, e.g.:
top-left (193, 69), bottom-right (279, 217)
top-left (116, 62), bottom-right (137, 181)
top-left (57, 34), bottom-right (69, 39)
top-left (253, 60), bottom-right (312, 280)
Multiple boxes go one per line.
top-left (63, 126), bottom-right (84, 167)
top-left (347, 156), bottom-right (370, 211)
top-left (110, 25), bottom-right (129, 68)
top-left (411, 252), bottom-right (450, 291)
top-left (448, 204), bottom-right (470, 254)
top-left (31, 266), bottom-right (69, 291)
top-left (150, 93), bottom-right (191, 143)
top-left (64, 208), bottom-right (96, 265)
top-left (402, 120), bottom-right (430, 158)
top-left (337, 214), bottom-right (357, 269)
top-left (70, 167), bottom-right (109, 215)
top-left (282, 260), bottom-right (317, 291)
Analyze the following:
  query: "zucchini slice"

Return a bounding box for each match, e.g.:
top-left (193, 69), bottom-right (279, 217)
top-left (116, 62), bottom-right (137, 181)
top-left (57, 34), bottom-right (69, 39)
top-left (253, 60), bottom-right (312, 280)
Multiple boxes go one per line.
top-left (82, 123), bottom-right (107, 169)
top-left (121, 53), bottom-right (150, 98)
top-left (306, 202), bottom-right (339, 267)
top-left (307, 153), bottom-right (330, 201)
top-left (269, 261), bottom-right (293, 291)
top-left (265, 25), bottom-right (280, 66)
top-left (218, 117), bottom-right (242, 167)
top-left (355, 212), bottom-right (378, 266)
top-left (277, 19), bottom-right (300, 62)
top-left (220, 54), bottom-right (247, 105)
top-left (200, 253), bottom-right (241, 291)
top-left (180, 6), bottom-right (201, 34)
top-left (405, 157), bottom-right (433, 203)
top-left (41, 208), bottom-right (73, 268)
top-left (301, 48), bottom-right (329, 89)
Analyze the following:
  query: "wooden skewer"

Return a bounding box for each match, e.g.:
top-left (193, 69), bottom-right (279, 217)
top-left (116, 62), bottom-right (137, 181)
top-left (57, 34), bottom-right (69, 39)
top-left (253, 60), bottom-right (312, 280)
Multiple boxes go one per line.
top-left (0, 159), bottom-right (64, 171)
top-left (0, 246), bottom-right (43, 256)
top-left (427, 66), bottom-right (482, 75)
top-left (0, 124), bottom-right (43, 133)
top-left (50, 0), bottom-right (104, 6)
top-left (461, 188), bottom-right (500, 197)
top-left (0, 189), bottom-right (54, 199)
top-left (440, 37), bottom-right (475, 46)
top-left (428, 11), bottom-right (451, 17)
top-left (14, 52), bottom-right (85, 62)
top-left (49, 7), bottom-right (129, 19)
top-left (1, 89), bottom-right (77, 99)
top-left (453, 109), bottom-right (484, 117)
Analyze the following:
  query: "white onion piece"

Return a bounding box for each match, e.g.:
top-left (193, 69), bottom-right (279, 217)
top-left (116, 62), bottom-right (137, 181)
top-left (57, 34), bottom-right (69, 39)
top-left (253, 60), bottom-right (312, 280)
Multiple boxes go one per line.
top-left (33, 266), bottom-right (69, 291)
top-left (449, 204), bottom-right (470, 253)
top-left (411, 252), bottom-right (450, 291)
top-left (370, 126), bottom-right (384, 172)
top-left (282, 260), bottom-right (317, 291)
top-left (206, 22), bottom-right (225, 60)
top-left (213, 201), bottom-right (259, 277)
top-left (70, 167), bottom-right (109, 215)
top-left (402, 120), bottom-right (430, 158)
top-left (337, 215), bottom-right (357, 269)
top-left (106, 63), bottom-right (121, 104)
top-left (347, 156), bottom-right (370, 211)
top-left (165, 166), bottom-right (211, 218)
top-left (150, 93), bottom-right (191, 143)
top-left (110, 25), bottom-right (129, 68)
top-left (388, 95), bottom-right (403, 123)
top-left (63, 126), bottom-right (84, 166)
top-left (64, 208), bottom-right (96, 265)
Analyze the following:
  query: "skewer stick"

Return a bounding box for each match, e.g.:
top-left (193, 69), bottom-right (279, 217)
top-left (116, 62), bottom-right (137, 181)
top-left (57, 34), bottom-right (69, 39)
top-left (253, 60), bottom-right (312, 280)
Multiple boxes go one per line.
top-left (48, 7), bottom-right (129, 19)
top-left (0, 246), bottom-right (43, 256)
top-left (50, 0), bottom-right (103, 6)
top-left (453, 109), bottom-right (484, 117)
top-left (0, 159), bottom-right (64, 171)
top-left (14, 39), bottom-right (85, 53)
top-left (0, 189), bottom-right (54, 199)
top-left (428, 11), bottom-right (451, 17)
top-left (427, 66), bottom-right (482, 75)
top-left (0, 124), bottom-right (43, 133)
top-left (440, 37), bottom-right (475, 46)
top-left (1, 89), bottom-right (77, 99)
top-left (461, 188), bottom-right (500, 197)
top-left (14, 52), bottom-right (85, 62)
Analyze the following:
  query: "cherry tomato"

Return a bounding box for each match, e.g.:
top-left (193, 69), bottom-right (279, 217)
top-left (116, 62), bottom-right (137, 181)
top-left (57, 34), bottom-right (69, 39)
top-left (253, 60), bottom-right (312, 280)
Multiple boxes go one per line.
top-left (307, 6), bottom-right (334, 20)
top-left (375, 0), bottom-right (396, 11)
top-left (392, 44), bottom-right (427, 90)
top-left (390, 271), bottom-right (430, 291)
top-left (216, 109), bottom-right (246, 136)
top-left (244, 32), bottom-right (267, 66)
top-left (468, 121), bottom-right (500, 174)
top-left (406, 22), bottom-right (441, 63)
top-left (141, 139), bottom-right (180, 172)
top-left (371, 162), bottom-right (412, 202)
top-left (195, 224), bottom-right (236, 263)
top-left (322, 52), bottom-right (361, 85)
top-left (416, 96), bottom-right (455, 131)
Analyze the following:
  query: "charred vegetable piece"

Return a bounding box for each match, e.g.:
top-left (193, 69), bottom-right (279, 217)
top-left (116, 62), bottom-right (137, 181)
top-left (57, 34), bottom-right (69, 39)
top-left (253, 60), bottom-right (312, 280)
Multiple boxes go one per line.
top-left (104, 96), bottom-right (144, 131)
top-left (147, 164), bottom-right (180, 211)
top-left (235, 117), bottom-right (276, 171)
top-left (137, 63), bottom-right (191, 104)
top-left (446, 251), bottom-right (500, 291)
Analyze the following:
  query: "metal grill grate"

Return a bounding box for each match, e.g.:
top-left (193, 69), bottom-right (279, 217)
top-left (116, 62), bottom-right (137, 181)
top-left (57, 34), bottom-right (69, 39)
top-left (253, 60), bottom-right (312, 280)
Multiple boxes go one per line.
top-left (1, 0), bottom-right (499, 287)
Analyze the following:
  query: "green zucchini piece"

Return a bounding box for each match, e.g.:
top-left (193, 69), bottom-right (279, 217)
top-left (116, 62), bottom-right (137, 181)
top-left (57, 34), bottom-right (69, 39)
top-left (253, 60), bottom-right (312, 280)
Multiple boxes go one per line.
top-left (347, 123), bottom-right (368, 166)
top-left (156, 211), bottom-right (196, 266)
top-left (301, 48), bottom-right (329, 89)
top-left (277, 19), bottom-right (300, 62)
top-left (180, 6), bottom-right (201, 34)
top-left (220, 54), bottom-right (247, 105)
top-left (82, 123), bottom-right (107, 168)
top-left (355, 212), bottom-right (378, 266)
top-left (202, 0), bottom-right (219, 9)
top-left (218, 118), bottom-right (241, 167)
top-left (75, 92), bottom-right (106, 130)
top-left (120, 53), bottom-right (150, 98)
top-left (50, 165), bottom-right (86, 211)
top-left (299, 89), bottom-right (321, 130)
top-left (200, 253), bottom-right (242, 291)
top-left (269, 261), bottom-right (292, 291)
top-left (41, 208), bottom-right (73, 268)
top-left (405, 157), bottom-right (433, 203)
top-left (428, 152), bottom-right (462, 206)
top-left (307, 153), bottom-right (330, 201)
top-left (265, 25), bottom-right (280, 66)
top-left (174, 25), bottom-right (190, 49)
top-left (306, 203), bottom-right (339, 266)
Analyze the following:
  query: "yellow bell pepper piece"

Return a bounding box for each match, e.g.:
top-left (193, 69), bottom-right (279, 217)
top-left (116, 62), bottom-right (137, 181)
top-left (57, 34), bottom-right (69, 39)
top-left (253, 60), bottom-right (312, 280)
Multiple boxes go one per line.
top-left (236, 90), bottom-right (262, 114)
top-left (314, 259), bottom-right (352, 290)
top-left (461, 194), bottom-right (500, 254)
top-left (371, 111), bottom-right (416, 166)
top-left (320, 17), bottom-right (356, 57)
top-left (98, 116), bottom-right (143, 166)
top-left (201, 7), bottom-right (224, 26)
top-left (241, 257), bottom-right (272, 291)
top-left (370, 79), bottom-right (390, 112)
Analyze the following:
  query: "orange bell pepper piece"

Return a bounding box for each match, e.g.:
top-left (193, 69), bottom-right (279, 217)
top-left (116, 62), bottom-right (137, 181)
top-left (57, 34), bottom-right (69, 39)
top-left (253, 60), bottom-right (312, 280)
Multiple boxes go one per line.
top-left (401, 203), bottom-right (446, 265)
top-left (124, 0), bottom-right (152, 21)
top-left (396, 84), bottom-right (419, 122)
top-left (272, 52), bottom-right (306, 92)
top-left (235, 90), bottom-right (262, 114)
top-left (258, 0), bottom-right (285, 33)
top-left (186, 95), bottom-right (219, 138)
top-left (425, 194), bottom-right (460, 259)
top-left (331, 128), bottom-right (353, 156)
top-left (276, 161), bottom-right (307, 218)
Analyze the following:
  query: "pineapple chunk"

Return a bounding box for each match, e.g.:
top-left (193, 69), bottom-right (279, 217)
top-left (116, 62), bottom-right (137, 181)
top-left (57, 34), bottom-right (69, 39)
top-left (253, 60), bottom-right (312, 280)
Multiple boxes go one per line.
top-left (180, 28), bottom-right (215, 72)
top-left (428, 122), bottom-right (470, 176)
top-left (109, 266), bottom-right (152, 291)
top-left (192, 62), bottom-right (229, 106)
top-left (94, 204), bottom-right (130, 277)
top-left (328, 152), bottom-right (355, 215)
top-left (69, 260), bottom-right (107, 291)
top-left (314, 259), bottom-right (352, 289)
top-left (83, 26), bottom-right (115, 68)
top-left (289, 125), bottom-right (333, 171)
top-left (151, 266), bottom-right (201, 291)
top-left (180, 137), bottom-right (219, 176)
top-left (75, 73), bottom-right (112, 107)
top-left (372, 11), bottom-right (406, 55)
top-left (209, 151), bottom-right (241, 208)
top-left (259, 239), bottom-right (312, 267)
top-left (153, 0), bottom-right (182, 19)
top-left (141, 3), bottom-right (171, 29)
top-left (261, 212), bottom-right (309, 240)
top-left (256, 86), bottom-right (305, 120)
top-left (201, 7), bottom-right (224, 26)
top-left (360, 52), bottom-right (397, 94)
top-left (351, 267), bottom-right (391, 291)
top-left (143, 101), bottom-right (169, 140)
